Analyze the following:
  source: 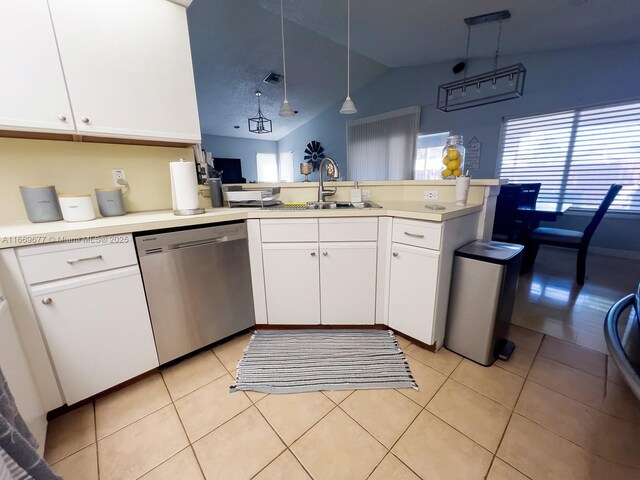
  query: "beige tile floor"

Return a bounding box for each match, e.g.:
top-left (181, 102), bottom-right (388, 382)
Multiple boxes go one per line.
top-left (44, 248), bottom-right (640, 479)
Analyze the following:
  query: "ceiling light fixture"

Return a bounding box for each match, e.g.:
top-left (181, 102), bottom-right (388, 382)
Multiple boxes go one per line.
top-left (339, 0), bottom-right (357, 114)
top-left (248, 90), bottom-right (272, 134)
top-left (437, 10), bottom-right (526, 112)
top-left (278, 0), bottom-right (295, 116)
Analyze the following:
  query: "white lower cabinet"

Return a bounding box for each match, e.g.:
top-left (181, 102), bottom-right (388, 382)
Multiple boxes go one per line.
top-left (257, 218), bottom-right (379, 325)
top-left (31, 266), bottom-right (158, 405)
top-left (388, 242), bottom-right (440, 344)
top-left (18, 235), bottom-right (158, 405)
top-left (262, 243), bottom-right (321, 325)
top-left (320, 242), bottom-right (377, 325)
top-left (0, 294), bottom-right (48, 451)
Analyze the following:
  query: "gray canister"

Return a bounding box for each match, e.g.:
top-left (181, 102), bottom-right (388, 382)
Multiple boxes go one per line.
top-left (208, 178), bottom-right (224, 208)
top-left (19, 186), bottom-right (63, 223)
top-left (95, 188), bottom-right (126, 217)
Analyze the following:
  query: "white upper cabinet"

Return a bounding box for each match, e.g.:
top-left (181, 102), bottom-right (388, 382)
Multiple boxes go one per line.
top-left (48, 0), bottom-right (201, 143)
top-left (0, 0), bottom-right (74, 134)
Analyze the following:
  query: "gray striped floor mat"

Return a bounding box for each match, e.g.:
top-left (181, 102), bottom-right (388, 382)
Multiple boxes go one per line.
top-left (230, 329), bottom-right (418, 394)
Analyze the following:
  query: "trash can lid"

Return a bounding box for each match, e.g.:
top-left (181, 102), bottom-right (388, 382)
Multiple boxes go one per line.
top-left (455, 240), bottom-right (524, 265)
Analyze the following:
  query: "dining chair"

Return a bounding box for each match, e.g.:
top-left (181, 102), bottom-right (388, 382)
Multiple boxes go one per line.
top-left (522, 184), bottom-right (623, 285)
top-left (517, 183), bottom-right (542, 208)
top-left (492, 184), bottom-right (523, 242)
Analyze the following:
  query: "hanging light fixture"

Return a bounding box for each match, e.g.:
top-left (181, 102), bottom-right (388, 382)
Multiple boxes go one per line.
top-left (437, 10), bottom-right (526, 112)
top-left (278, 0), bottom-right (295, 116)
top-left (339, 0), bottom-right (357, 114)
top-left (248, 90), bottom-right (272, 134)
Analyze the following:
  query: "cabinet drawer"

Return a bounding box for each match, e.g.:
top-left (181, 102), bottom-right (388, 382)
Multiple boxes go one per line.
top-left (319, 218), bottom-right (378, 242)
top-left (261, 219), bottom-right (318, 243)
top-left (17, 235), bottom-right (137, 285)
top-left (392, 218), bottom-right (442, 250)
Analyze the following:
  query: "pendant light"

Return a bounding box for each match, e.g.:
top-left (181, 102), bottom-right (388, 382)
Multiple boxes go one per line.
top-left (339, 0), bottom-right (357, 114)
top-left (436, 10), bottom-right (526, 112)
top-left (248, 90), bottom-right (272, 134)
top-left (278, 0), bottom-right (295, 116)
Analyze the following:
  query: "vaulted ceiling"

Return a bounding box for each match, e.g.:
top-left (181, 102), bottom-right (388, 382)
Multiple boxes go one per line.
top-left (188, 0), bottom-right (640, 141)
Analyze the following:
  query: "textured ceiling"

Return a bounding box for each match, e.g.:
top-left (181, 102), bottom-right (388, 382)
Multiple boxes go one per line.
top-left (188, 0), bottom-right (640, 141)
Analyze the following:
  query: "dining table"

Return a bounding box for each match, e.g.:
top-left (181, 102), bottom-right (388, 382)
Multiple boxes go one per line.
top-left (516, 202), bottom-right (572, 232)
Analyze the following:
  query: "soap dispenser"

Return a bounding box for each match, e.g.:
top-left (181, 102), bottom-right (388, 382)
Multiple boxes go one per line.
top-left (351, 181), bottom-right (362, 203)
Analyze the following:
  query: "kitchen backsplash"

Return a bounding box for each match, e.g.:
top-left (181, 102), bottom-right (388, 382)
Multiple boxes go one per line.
top-left (0, 137), bottom-right (195, 223)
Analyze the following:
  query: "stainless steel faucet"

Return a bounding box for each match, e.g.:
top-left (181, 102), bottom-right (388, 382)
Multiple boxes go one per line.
top-left (318, 157), bottom-right (339, 202)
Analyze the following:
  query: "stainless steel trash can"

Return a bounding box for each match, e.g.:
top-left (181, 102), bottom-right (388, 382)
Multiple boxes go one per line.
top-left (445, 240), bottom-right (524, 366)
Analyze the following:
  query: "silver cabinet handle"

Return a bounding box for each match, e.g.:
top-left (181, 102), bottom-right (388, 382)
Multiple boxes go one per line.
top-left (66, 254), bottom-right (103, 264)
top-left (322, 251), bottom-right (328, 256)
top-left (42, 297), bottom-right (53, 305)
top-left (81, 116), bottom-right (90, 123)
top-left (57, 114), bottom-right (67, 121)
top-left (310, 252), bottom-right (316, 257)
top-left (393, 252), bottom-right (399, 257)
top-left (404, 231), bottom-right (425, 239)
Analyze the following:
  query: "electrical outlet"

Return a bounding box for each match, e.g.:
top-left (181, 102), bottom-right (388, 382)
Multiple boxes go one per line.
top-left (361, 189), bottom-right (371, 200)
top-left (112, 169), bottom-right (127, 187)
top-left (424, 190), bottom-right (439, 200)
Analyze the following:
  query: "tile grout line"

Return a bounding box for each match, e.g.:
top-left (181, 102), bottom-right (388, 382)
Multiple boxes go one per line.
top-left (93, 401), bottom-right (100, 480)
top-left (366, 360), bottom-right (460, 480)
top-left (508, 410), bottom-right (640, 472)
top-left (250, 401), bottom-right (326, 480)
top-left (487, 333), bottom-right (545, 480)
top-left (47, 403), bottom-right (99, 470)
top-left (523, 374), bottom-right (636, 425)
top-left (158, 374), bottom-right (207, 479)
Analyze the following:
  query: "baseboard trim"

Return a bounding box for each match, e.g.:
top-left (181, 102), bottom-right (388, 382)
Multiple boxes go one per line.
top-left (543, 245), bottom-right (640, 260)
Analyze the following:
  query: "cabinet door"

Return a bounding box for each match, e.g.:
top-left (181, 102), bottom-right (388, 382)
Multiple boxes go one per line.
top-left (32, 267), bottom-right (158, 405)
top-left (388, 242), bottom-right (440, 344)
top-left (262, 243), bottom-right (320, 325)
top-left (48, 0), bottom-right (201, 143)
top-left (320, 242), bottom-right (377, 325)
top-left (0, 0), bottom-right (74, 134)
top-left (0, 296), bottom-right (47, 450)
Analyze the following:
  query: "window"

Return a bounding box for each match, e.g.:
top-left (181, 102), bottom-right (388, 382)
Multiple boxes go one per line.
top-left (497, 101), bottom-right (640, 212)
top-left (256, 153), bottom-right (278, 182)
top-left (347, 106), bottom-right (421, 180)
top-left (278, 151), bottom-right (294, 182)
top-left (415, 132), bottom-right (450, 180)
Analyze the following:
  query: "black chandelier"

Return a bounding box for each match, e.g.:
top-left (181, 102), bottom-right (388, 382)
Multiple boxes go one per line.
top-left (248, 90), bottom-right (272, 134)
top-left (437, 10), bottom-right (526, 112)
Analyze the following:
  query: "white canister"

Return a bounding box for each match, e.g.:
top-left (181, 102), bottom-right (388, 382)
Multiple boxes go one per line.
top-left (58, 194), bottom-right (96, 222)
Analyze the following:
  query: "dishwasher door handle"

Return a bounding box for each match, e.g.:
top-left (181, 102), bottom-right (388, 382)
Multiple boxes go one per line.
top-left (170, 236), bottom-right (228, 250)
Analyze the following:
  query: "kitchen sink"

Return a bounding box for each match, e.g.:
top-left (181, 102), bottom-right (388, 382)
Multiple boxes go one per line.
top-left (306, 201), bottom-right (383, 209)
top-left (262, 201), bottom-right (383, 211)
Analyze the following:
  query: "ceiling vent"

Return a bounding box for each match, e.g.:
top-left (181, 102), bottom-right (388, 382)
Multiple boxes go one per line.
top-left (263, 72), bottom-right (283, 85)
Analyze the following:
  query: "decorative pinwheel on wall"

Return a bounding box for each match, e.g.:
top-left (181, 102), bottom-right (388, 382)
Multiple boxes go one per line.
top-left (304, 141), bottom-right (325, 171)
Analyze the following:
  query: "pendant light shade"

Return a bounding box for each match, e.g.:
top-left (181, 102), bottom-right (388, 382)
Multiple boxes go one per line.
top-left (279, 99), bottom-right (295, 116)
top-left (278, 0), bottom-right (295, 117)
top-left (340, 0), bottom-right (357, 114)
top-left (340, 96), bottom-right (357, 114)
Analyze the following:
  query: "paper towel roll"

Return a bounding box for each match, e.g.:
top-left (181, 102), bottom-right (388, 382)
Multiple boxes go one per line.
top-left (170, 159), bottom-right (200, 211)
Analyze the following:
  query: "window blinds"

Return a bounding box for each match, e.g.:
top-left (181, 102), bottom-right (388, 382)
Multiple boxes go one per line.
top-left (347, 106), bottom-right (420, 181)
top-left (498, 101), bottom-right (640, 212)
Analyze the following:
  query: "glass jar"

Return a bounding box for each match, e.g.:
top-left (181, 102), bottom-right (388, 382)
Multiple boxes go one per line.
top-left (441, 135), bottom-right (465, 178)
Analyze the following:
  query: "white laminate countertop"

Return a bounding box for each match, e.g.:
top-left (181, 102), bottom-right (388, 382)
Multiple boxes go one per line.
top-left (0, 201), bottom-right (482, 249)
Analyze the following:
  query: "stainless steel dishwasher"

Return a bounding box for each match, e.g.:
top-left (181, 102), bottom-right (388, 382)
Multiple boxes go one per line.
top-left (135, 222), bottom-right (255, 364)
